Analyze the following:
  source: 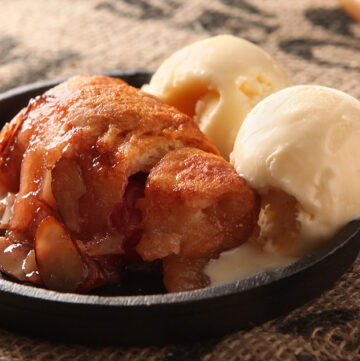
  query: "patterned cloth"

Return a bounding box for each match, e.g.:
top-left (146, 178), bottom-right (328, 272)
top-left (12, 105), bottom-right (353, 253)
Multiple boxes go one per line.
top-left (1, 0), bottom-right (360, 360)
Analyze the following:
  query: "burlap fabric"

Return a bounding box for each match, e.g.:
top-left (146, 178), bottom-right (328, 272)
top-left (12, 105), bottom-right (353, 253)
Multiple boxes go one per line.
top-left (0, 0), bottom-right (360, 359)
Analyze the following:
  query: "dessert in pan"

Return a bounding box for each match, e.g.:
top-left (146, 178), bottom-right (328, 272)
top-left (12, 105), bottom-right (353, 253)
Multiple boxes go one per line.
top-left (0, 72), bottom-right (260, 293)
top-left (0, 35), bottom-right (359, 295)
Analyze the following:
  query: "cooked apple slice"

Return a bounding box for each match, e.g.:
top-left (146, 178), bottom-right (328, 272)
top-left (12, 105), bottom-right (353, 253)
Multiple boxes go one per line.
top-left (51, 158), bottom-right (86, 233)
top-left (0, 236), bottom-right (29, 281)
top-left (39, 169), bottom-right (57, 210)
top-left (85, 234), bottom-right (124, 257)
top-left (163, 255), bottom-right (210, 293)
top-left (35, 217), bottom-right (85, 292)
top-left (0, 192), bottom-right (16, 229)
top-left (22, 249), bottom-right (42, 285)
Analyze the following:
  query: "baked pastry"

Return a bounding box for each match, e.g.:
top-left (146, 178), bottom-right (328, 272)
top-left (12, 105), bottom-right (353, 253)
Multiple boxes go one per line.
top-left (0, 75), bottom-right (259, 293)
top-left (136, 148), bottom-right (260, 292)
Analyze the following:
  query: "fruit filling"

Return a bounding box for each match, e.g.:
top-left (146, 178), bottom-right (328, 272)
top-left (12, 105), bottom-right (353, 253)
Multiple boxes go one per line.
top-left (111, 173), bottom-right (147, 262)
top-left (253, 187), bottom-right (301, 254)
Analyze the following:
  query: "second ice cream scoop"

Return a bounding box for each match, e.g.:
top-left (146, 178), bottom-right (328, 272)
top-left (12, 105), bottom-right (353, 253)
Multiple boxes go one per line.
top-left (231, 85), bottom-right (360, 256)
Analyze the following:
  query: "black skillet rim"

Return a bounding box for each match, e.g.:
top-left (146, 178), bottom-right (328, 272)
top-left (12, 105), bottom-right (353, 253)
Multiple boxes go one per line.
top-left (0, 70), bottom-right (359, 343)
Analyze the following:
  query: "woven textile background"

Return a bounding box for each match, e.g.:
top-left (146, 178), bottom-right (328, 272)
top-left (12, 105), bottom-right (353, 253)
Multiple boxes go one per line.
top-left (1, 0), bottom-right (360, 360)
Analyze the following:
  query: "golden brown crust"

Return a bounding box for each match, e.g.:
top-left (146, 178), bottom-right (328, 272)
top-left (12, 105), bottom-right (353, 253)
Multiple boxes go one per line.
top-left (1, 75), bottom-right (218, 235)
top-left (137, 147), bottom-right (260, 260)
top-left (136, 147), bottom-right (260, 292)
top-left (0, 75), bottom-right (219, 291)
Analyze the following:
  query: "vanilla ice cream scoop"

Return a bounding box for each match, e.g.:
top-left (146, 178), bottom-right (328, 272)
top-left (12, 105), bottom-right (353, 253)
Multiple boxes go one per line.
top-left (231, 85), bottom-right (360, 256)
top-left (143, 35), bottom-right (292, 159)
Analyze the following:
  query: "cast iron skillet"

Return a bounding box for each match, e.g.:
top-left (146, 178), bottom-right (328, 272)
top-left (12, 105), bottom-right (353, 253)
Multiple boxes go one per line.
top-left (0, 70), bottom-right (359, 345)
